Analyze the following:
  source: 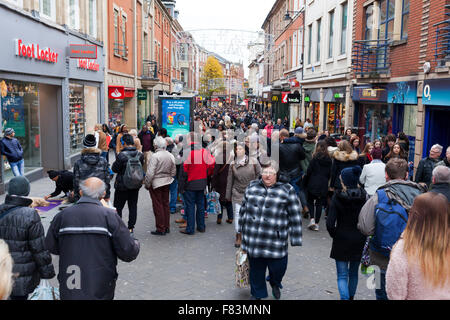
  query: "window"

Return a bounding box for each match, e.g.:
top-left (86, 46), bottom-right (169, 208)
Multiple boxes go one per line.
top-left (328, 10), bottom-right (334, 58)
top-left (5, 0), bottom-right (23, 8)
top-left (40, 0), bottom-right (56, 21)
top-left (401, 0), bottom-right (410, 39)
top-left (88, 0), bottom-right (97, 38)
top-left (68, 0), bottom-right (80, 30)
top-left (114, 9), bottom-right (119, 55)
top-left (316, 18), bottom-right (321, 62)
top-left (340, 1), bottom-right (348, 55)
top-left (298, 27), bottom-right (303, 65)
top-left (122, 14), bottom-right (127, 58)
top-left (379, 0), bottom-right (395, 40)
top-left (307, 24), bottom-right (312, 65)
top-left (364, 4), bottom-right (374, 40)
top-left (143, 32), bottom-right (148, 60)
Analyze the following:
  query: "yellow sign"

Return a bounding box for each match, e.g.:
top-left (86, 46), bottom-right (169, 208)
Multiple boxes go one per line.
top-left (272, 96), bottom-right (278, 102)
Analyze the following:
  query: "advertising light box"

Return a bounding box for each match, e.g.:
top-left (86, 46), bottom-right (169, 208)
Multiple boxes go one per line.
top-left (159, 96), bottom-right (194, 138)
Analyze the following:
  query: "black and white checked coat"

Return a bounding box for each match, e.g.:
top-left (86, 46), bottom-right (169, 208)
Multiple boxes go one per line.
top-left (239, 179), bottom-right (302, 259)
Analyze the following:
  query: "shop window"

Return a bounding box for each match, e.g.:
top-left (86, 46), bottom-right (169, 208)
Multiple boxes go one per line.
top-left (402, 105), bottom-right (417, 137)
top-left (358, 104), bottom-right (393, 144)
top-left (0, 80), bottom-right (41, 182)
top-left (109, 99), bottom-right (124, 128)
top-left (327, 103), bottom-right (345, 134)
top-left (69, 84), bottom-right (85, 154)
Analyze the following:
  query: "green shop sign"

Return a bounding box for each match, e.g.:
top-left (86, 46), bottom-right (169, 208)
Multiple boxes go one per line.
top-left (137, 89), bottom-right (148, 100)
top-left (304, 96), bottom-right (310, 102)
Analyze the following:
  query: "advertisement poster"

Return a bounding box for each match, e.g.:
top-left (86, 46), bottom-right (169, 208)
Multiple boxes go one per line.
top-left (161, 98), bottom-right (191, 137)
top-left (1, 95), bottom-right (25, 137)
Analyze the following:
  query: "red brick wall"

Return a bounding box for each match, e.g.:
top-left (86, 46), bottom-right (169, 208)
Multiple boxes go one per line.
top-left (426, 0), bottom-right (449, 69)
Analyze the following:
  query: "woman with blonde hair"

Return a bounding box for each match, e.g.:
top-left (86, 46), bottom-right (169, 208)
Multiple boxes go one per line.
top-left (0, 239), bottom-right (13, 300)
top-left (386, 192), bottom-right (450, 299)
top-left (129, 129), bottom-right (143, 152)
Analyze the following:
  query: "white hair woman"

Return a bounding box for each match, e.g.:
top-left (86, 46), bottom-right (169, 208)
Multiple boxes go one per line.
top-left (0, 239), bottom-right (13, 300)
top-left (144, 136), bottom-right (177, 236)
top-left (129, 129), bottom-right (142, 152)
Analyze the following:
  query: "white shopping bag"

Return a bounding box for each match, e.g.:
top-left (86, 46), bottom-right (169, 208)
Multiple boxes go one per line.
top-left (28, 280), bottom-right (60, 300)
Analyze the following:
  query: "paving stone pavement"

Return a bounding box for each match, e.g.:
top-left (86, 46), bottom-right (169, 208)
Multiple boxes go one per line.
top-left (0, 176), bottom-right (376, 300)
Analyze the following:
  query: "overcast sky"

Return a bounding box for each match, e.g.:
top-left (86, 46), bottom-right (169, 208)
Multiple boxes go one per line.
top-left (175, 0), bottom-right (275, 75)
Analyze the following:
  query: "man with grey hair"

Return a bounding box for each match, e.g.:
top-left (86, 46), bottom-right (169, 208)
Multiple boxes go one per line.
top-left (415, 144), bottom-right (443, 187)
top-left (430, 166), bottom-right (450, 201)
top-left (436, 146), bottom-right (450, 169)
top-left (45, 177), bottom-right (140, 300)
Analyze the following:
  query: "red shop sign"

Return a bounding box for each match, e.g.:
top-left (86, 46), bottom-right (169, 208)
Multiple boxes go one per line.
top-left (109, 86), bottom-right (125, 99)
top-left (124, 88), bottom-right (135, 98)
top-left (15, 39), bottom-right (58, 63)
top-left (281, 92), bottom-right (290, 104)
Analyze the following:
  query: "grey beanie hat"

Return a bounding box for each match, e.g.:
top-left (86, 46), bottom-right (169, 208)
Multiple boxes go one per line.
top-left (8, 176), bottom-right (31, 197)
top-left (4, 128), bottom-right (14, 136)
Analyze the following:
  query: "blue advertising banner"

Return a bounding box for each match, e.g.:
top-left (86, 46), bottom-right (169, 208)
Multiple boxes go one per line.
top-left (1, 95), bottom-right (25, 137)
top-left (161, 98), bottom-right (191, 137)
top-left (387, 81), bottom-right (417, 104)
top-left (423, 79), bottom-right (450, 106)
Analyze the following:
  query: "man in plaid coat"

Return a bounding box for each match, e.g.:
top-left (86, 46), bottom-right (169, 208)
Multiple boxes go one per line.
top-left (239, 161), bottom-right (302, 300)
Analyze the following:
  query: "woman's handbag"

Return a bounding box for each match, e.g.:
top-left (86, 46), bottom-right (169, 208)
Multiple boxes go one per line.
top-left (235, 248), bottom-right (250, 289)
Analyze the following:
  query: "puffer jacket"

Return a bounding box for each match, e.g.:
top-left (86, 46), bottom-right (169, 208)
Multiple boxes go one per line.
top-left (112, 147), bottom-right (145, 191)
top-left (330, 150), bottom-right (359, 189)
top-left (144, 148), bottom-right (176, 189)
top-left (415, 157), bottom-right (441, 187)
top-left (73, 148), bottom-right (111, 198)
top-left (0, 137), bottom-right (23, 163)
top-left (0, 195), bottom-right (55, 296)
top-left (279, 137), bottom-right (306, 181)
top-left (239, 179), bottom-right (302, 259)
top-left (300, 138), bottom-right (316, 173)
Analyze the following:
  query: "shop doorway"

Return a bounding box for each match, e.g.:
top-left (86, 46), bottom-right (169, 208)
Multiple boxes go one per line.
top-left (423, 107), bottom-right (450, 158)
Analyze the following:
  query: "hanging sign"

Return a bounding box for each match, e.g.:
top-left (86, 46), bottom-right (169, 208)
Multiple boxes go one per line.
top-left (108, 86), bottom-right (125, 99)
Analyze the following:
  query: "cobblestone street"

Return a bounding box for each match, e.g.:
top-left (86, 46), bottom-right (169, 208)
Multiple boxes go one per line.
top-left (1, 177), bottom-right (375, 300)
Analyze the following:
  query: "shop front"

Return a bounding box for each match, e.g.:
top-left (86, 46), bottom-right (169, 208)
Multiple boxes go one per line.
top-left (108, 86), bottom-right (136, 129)
top-left (324, 87), bottom-right (346, 134)
top-left (304, 89), bottom-right (320, 130)
top-left (422, 78), bottom-right (450, 158)
top-left (352, 86), bottom-right (392, 146)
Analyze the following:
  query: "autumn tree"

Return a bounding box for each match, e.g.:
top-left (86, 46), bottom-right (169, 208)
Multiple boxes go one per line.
top-left (200, 56), bottom-right (226, 98)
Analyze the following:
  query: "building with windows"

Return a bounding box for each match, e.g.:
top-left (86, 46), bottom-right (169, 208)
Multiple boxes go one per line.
top-left (0, 0), bottom-right (105, 192)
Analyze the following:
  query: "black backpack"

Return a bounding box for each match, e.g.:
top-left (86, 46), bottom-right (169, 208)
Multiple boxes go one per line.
top-left (123, 153), bottom-right (144, 189)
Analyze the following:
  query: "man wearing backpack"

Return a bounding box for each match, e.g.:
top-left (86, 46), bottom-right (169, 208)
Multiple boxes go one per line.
top-left (358, 158), bottom-right (426, 300)
top-left (112, 134), bottom-right (145, 236)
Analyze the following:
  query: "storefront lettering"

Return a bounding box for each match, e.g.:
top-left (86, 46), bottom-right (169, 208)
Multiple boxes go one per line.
top-left (77, 59), bottom-right (100, 72)
top-left (14, 39), bottom-right (58, 63)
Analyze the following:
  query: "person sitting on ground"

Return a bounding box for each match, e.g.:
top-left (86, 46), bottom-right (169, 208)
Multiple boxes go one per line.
top-left (44, 170), bottom-right (74, 201)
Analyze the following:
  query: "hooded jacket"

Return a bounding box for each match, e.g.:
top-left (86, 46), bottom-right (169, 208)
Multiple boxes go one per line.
top-left (300, 138), bottom-right (316, 173)
top-left (138, 130), bottom-right (155, 153)
top-left (327, 188), bottom-right (367, 261)
top-left (0, 195), bottom-right (55, 296)
top-left (303, 154), bottom-right (332, 197)
top-left (330, 150), bottom-right (359, 189)
top-left (49, 170), bottom-right (74, 198)
top-left (73, 148), bottom-right (111, 199)
top-left (112, 147), bottom-right (145, 191)
top-left (279, 136), bottom-right (306, 181)
top-left (0, 136), bottom-right (23, 163)
top-left (45, 196), bottom-right (140, 300)
top-left (182, 143), bottom-right (215, 191)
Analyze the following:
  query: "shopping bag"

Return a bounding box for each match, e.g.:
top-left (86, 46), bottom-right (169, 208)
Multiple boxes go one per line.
top-left (206, 191), bottom-right (221, 215)
top-left (235, 248), bottom-right (250, 289)
top-left (360, 237), bottom-right (375, 275)
top-left (28, 280), bottom-right (60, 300)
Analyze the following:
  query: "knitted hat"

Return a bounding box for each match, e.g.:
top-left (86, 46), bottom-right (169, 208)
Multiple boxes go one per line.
top-left (294, 127), bottom-right (304, 134)
top-left (47, 170), bottom-right (58, 179)
top-left (371, 148), bottom-right (382, 160)
top-left (340, 166), bottom-right (362, 189)
top-left (8, 176), bottom-right (30, 197)
top-left (4, 128), bottom-right (14, 136)
top-left (83, 134), bottom-right (97, 148)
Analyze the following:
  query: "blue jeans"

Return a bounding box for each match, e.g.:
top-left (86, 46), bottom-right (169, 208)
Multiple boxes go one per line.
top-left (375, 269), bottom-right (388, 300)
top-left (10, 159), bottom-right (24, 176)
top-left (183, 190), bottom-right (205, 234)
top-left (289, 175), bottom-right (307, 209)
top-left (169, 177), bottom-right (178, 213)
top-left (248, 255), bottom-right (288, 299)
top-left (335, 260), bottom-right (360, 300)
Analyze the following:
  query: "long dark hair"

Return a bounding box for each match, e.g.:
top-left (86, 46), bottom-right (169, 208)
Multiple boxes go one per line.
top-left (102, 123), bottom-right (111, 135)
top-left (313, 140), bottom-right (330, 159)
top-left (386, 143), bottom-right (407, 160)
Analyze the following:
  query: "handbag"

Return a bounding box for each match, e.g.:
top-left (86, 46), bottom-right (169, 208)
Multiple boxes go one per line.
top-left (235, 248), bottom-right (250, 289)
top-left (28, 280), bottom-right (60, 300)
top-left (360, 236), bottom-right (375, 275)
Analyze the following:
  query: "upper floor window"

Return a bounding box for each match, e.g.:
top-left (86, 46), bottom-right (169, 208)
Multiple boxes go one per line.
top-left (379, 0), bottom-right (395, 40)
top-left (68, 0), bottom-right (80, 30)
top-left (307, 24), bottom-right (312, 65)
top-left (40, 0), bottom-right (56, 21)
top-left (114, 8), bottom-right (119, 55)
top-left (401, 0), bottom-right (410, 39)
top-left (328, 10), bottom-right (334, 58)
top-left (121, 14), bottom-right (127, 58)
top-left (364, 4), bottom-right (374, 40)
top-left (340, 1), bottom-right (348, 55)
top-left (5, 0), bottom-right (23, 8)
top-left (316, 18), bottom-right (321, 62)
top-left (88, 0), bottom-right (97, 38)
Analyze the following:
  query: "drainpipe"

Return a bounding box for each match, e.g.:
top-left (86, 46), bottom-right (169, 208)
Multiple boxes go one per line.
top-left (133, 0), bottom-right (138, 129)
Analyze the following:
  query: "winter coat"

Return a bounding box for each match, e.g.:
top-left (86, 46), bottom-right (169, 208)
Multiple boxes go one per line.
top-left (430, 183), bottom-right (450, 202)
top-left (95, 131), bottom-right (108, 152)
top-left (330, 150), bottom-right (359, 189)
top-left (273, 124), bottom-right (285, 131)
top-left (226, 156), bottom-right (261, 204)
top-left (301, 138), bottom-right (316, 173)
top-left (239, 179), bottom-right (302, 259)
top-left (326, 188), bottom-right (367, 261)
top-left (264, 125), bottom-right (274, 138)
top-left (138, 130), bottom-right (155, 152)
top-left (49, 170), bottom-right (74, 198)
top-left (111, 147), bottom-right (145, 191)
top-left (303, 155), bottom-right (332, 197)
top-left (436, 157), bottom-right (450, 168)
top-left (358, 154), bottom-right (372, 168)
top-left (45, 196), bottom-right (140, 300)
top-left (327, 146), bottom-right (338, 158)
top-left (211, 162), bottom-right (231, 202)
top-left (181, 143), bottom-right (215, 192)
top-left (73, 148), bottom-right (111, 199)
top-left (0, 195), bottom-right (55, 296)
top-left (279, 136), bottom-right (306, 181)
top-left (144, 148), bottom-right (176, 190)
top-left (0, 137), bottom-right (23, 163)
top-left (415, 157), bottom-right (441, 186)
top-left (359, 160), bottom-right (387, 196)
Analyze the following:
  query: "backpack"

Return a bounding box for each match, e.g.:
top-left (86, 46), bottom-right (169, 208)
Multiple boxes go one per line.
top-left (369, 189), bottom-right (408, 257)
top-left (123, 153), bottom-right (144, 189)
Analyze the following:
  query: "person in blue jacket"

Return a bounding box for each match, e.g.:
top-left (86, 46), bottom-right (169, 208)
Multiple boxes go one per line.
top-left (0, 128), bottom-right (24, 176)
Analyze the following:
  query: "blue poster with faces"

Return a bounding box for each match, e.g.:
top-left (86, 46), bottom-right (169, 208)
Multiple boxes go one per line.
top-left (161, 99), bottom-right (190, 138)
top-left (1, 96), bottom-right (25, 137)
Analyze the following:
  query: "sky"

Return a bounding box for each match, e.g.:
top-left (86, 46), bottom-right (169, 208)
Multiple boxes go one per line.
top-left (175, 0), bottom-right (275, 76)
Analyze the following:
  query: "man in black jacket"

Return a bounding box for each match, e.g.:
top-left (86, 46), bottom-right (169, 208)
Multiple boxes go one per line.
top-left (0, 176), bottom-right (55, 300)
top-left (415, 144), bottom-right (443, 187)
top-left (44, 170), bottom-right (74, 201)
top-left (112, 134), bottom-right (144, 235)
top-left (45, 177), bottom-right (139, 300)
top-left (430, 165), bottom-right (450, 201)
